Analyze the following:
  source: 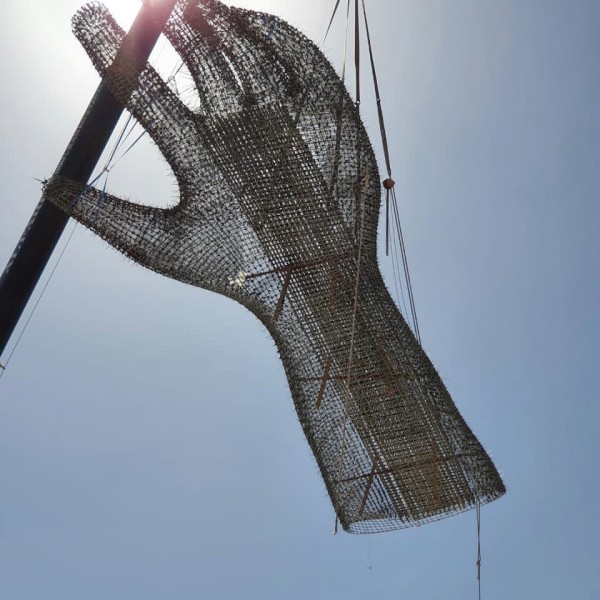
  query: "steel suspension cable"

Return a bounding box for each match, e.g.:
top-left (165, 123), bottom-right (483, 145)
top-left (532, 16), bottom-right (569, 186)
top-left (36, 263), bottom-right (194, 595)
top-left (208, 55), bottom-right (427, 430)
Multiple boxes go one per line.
top-left (361, 0), bottom-right (421, 343)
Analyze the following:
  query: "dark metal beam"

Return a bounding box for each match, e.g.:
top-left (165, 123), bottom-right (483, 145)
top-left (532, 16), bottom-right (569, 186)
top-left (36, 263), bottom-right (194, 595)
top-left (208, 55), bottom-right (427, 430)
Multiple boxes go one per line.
top-left (0, 0), bottom-right (178, 356)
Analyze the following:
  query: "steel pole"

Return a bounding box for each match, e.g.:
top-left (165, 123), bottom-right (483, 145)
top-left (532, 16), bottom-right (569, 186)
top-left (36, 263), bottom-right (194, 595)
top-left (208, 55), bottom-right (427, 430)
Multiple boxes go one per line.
top-left (0, 0), bottom-right (178, 356)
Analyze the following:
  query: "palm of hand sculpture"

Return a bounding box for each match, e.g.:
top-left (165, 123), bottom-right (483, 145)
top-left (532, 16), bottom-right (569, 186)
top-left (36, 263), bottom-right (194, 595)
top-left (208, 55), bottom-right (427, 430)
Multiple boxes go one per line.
top-left (46, 0), bottom-right (504, 533)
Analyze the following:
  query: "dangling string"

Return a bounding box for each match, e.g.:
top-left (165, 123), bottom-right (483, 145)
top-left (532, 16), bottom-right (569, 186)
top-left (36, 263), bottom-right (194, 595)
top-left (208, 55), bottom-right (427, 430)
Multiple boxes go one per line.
top-left (476, 499), bottom-right (482, 600)
top-left (360, 0), bottom-right (421, 343)
top-left (389, 216), bottom-right (410, 320)
top-left (390, 187), bottom-right (421, 343)
top-left (383, 179), bottom-right (395, 255)
top-left (341, 0), bottom-right (351, 80)
top-left (333, 0), bottom-right (368, 534)
top-left (361, 0), bottom-right (394, 253)
top-left (362, 0), bottom-right (392, 178)
top-left (334, 163), bottom-right (370, 535)
top-left (354, 0), bottom-right (360, 106)
top-left (0, 221), bottom-right (79, 382)
top-left (324, 0), bottom-right (343, 42)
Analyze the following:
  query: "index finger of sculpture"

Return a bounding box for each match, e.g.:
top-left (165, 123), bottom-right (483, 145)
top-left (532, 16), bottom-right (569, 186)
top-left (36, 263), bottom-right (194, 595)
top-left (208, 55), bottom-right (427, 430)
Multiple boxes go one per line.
top-left (229, 5), bottom-right (356, 112)
top-left (164, 1), bottom-right (246, 115)
top-left (73, 2), bottom-right (201, 176)
top-left (174, 0), bottom-right (305, 107)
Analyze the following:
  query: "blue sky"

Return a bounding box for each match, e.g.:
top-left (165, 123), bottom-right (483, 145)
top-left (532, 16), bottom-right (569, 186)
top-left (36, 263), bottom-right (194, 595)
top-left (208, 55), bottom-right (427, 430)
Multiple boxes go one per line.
top-left (1, 1), bottom-right (598, 598)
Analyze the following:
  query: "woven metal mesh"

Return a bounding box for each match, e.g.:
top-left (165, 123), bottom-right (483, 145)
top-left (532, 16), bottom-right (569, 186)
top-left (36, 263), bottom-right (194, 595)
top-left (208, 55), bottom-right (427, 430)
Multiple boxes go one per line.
top-left (45, 0), bottom-right (505, 533)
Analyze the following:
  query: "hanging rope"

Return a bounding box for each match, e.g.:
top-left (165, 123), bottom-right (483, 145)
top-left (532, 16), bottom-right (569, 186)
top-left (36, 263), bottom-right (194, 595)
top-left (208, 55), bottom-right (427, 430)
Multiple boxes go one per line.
top-left (334, 163), bottom-right (370, 534)
top-left (324, 0), bottom-right (343, 41)
top-left (362, 0), bottom-right (395, 252)
top-left (360, 0), bottom-right (421, 344)
top-left (341, 0), bottom-right (352, 80)
top-left (390, 188), bottom-right (421, 343)
top-left (0, 222), bottom-right (79, 381)
top-left (361, 0), bottom-right (391, 178)
top-left (331, 75), bottom-right (358, 528)
top-left (389, 210), bottom-right (410, 320)
top-left (333, 1), bottom-right (369, 533)
top-left (476, 499), bottom-right (482, 600)
top-left (354, 0), bottom-right (360, 106)
top-left (327, 10), bottom-right (353, 525)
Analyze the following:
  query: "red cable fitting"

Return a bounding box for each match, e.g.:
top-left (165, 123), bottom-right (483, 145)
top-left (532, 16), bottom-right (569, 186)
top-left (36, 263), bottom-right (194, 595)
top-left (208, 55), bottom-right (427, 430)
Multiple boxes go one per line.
top-left (383, 178), bottom-right (395, 190)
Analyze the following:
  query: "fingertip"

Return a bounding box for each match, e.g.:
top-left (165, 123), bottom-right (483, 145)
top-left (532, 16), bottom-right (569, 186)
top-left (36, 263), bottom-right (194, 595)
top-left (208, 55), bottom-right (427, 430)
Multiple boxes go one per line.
top-left (71, 1), bottom-right (112, 36)
top-left (182, 2), bottom-right (217, 43)
top-left (71, 1), bottom-right (125, 76)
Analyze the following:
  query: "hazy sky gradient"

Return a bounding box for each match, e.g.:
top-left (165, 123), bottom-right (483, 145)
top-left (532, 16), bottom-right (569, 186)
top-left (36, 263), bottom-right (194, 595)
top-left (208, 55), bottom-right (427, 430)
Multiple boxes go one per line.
top-left (1, 1), bottom-right (598, 598)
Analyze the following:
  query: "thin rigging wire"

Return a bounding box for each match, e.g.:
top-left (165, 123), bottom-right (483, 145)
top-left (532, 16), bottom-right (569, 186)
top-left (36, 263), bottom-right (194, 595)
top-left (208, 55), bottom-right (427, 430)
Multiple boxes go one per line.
top-left (361, 0), bottom-right (391, 177)
top-left (102, 36), bottom-right (171, 170)
top-left (391, 189), bottom-right (421, 343)
top-left (324, 0), bottom-right (343, 42)
top-left (0, 222), bottom-right (78, 381)
top-left (332, 0), bottom-right (353, 534)
top-left (360, 0), bottom-right (421, 343)
top-left (476, 500), bottom-right (482, 600)
top-left (389, 213), bottom-right (410, 320)
top-left (354, 0), bottom-right (360, 105)
top-left (334, 163), bottom-right (370, 534)
top-left (0, 43), bottom-right (182, 379)
top-left (104, 58), bottom-right (186, 172)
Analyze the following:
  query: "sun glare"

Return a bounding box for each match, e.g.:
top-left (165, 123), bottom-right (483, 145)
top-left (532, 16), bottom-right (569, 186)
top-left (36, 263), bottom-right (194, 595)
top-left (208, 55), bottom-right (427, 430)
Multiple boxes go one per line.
top-left (100, 0), bottom-right (139, 30)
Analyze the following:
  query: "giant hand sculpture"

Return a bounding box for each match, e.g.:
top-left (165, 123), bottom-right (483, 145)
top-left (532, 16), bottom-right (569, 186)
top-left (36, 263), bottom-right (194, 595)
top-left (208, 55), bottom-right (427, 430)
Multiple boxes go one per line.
top-left (46, 0), bottom-right (505, 533)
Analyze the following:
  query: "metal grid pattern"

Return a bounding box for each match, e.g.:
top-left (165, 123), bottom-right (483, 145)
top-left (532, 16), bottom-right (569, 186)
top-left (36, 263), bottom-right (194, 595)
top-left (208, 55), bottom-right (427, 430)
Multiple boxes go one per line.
top-left (45, 0), bottom-right (505, 533)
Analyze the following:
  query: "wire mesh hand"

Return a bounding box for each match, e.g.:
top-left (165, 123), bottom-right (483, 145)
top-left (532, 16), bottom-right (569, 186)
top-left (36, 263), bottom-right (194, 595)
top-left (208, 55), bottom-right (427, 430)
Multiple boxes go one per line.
top-left (45, 0), bottom-right (504, 533)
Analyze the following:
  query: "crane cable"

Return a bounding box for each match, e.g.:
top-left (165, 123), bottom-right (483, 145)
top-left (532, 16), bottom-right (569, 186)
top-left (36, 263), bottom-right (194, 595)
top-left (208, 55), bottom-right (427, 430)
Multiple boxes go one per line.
top-left (361, 0), bottom-right (421, 344)
top-left (362, 11), bottom-right (483, 598)
top-left (477, 499), bottom-right (482, 600)
top-left (332, 0), bottom-right (354, 536)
